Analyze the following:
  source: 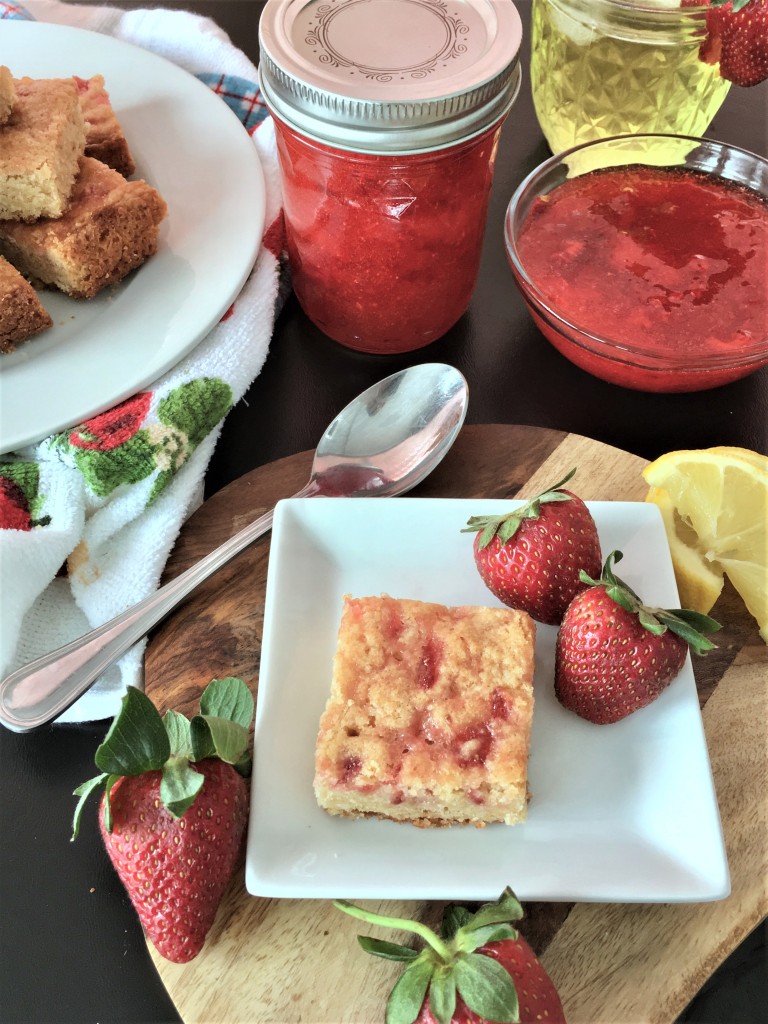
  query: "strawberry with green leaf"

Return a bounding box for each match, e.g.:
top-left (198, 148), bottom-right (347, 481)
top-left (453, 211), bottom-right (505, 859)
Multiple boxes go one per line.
top-left (463, 468), bottom-right (601, 625)
top-left (336, 888), bottom-right (566, 1024)
top-left (699, 0), bottom-right (768, 87)
top-left (72, 677), bottom-right (254, 963)
top-left (555, 551), bottom-right (721, 724)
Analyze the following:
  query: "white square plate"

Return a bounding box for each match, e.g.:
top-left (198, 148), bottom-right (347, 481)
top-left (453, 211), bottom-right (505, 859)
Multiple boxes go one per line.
top-left (245, 498), bottom-right (729, 902)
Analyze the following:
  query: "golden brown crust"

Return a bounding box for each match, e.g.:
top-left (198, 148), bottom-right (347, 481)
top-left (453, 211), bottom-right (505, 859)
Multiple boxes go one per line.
top-left (84, 137), bottom-right (136, 178)
top-left (0, 66), bottom-right (15, 126)
top-left (321, 806), bottom-right (491, 828)
top-left (0, 255), bottom-right (52, 353)
top-left (0, 156), bottom-right (167, 299)
top-left (74, 74), bottom-right (136, 177)
top-left (0, 77), bottom-right (86, 221)
top-left (314, 595), bottom-right (536, 828)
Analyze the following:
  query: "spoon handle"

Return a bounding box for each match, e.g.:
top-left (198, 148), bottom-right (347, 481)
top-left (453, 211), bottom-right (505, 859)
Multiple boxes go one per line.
top-left (0, 487), bottom-right (309, 733)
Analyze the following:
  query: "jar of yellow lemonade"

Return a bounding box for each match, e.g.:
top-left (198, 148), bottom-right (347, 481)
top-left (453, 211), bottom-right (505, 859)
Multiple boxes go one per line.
top-left (530, 0), bottom-right (732, 153)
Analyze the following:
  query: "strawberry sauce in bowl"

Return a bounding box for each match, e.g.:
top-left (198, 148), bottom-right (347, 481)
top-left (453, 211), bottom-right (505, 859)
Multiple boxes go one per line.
top-left (504, 135), bottom-right (768, 392)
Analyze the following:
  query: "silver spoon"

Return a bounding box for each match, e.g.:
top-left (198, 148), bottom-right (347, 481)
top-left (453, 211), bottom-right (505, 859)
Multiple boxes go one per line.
top-left (0, 363), bottom-right (468, 733)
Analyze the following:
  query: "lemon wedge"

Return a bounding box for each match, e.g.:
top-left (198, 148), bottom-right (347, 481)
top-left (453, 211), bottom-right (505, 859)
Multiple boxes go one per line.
top-left (643, 448), bottom-right (768, 643)
top-left (645, 484), bottom-right (725, 614)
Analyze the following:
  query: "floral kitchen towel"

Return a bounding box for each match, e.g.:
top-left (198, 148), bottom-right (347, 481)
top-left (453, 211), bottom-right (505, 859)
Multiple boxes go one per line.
top-left (0, 0), bottom-right (285, 723)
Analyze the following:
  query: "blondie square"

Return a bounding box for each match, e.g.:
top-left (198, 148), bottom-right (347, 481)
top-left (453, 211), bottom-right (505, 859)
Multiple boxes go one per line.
top-left (0, 77), bottom-right (86, 220)
top-left (0, 66), bottom-right (14, 125)
top-left (75, 75), bottom-right (136, 177)
top-left (0, 156), bottom-right (167, 299)
top-left (0, 255), bottom-right (52, 353)
top-left (314, 595), bottom-right (536, 827)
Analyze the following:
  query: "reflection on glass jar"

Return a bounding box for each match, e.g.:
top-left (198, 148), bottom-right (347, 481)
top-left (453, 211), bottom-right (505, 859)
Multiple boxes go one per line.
top-left (273, 121), bottom-right (503, 354)
top-left (530, 0), bottom-right (731, 154)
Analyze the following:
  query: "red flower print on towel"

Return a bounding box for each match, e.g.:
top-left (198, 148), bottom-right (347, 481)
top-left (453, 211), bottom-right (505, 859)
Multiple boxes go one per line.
top-left (69, 392), bottom-right (152, 451)
top-left (0, 463), bottom-right (50, 531)
top-left (0, 477), bottom-right (32, 531)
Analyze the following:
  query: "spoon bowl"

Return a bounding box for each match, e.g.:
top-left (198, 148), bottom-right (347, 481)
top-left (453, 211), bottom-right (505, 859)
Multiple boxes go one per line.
top-left (0, 364), bottom-right (468, 732)
top-left (308, 363), bottom-right (468, 497)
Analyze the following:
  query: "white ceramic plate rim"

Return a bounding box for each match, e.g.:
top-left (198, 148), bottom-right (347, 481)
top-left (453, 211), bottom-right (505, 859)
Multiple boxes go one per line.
top-left (0, 23), bottom-right (265, 453)
top-left (245, 497), bottom-right (729, 903)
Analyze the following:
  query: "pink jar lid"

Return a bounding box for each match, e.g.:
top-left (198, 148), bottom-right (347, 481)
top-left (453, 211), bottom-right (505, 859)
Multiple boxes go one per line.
top-left (258, 0), bottom-right (523, 152)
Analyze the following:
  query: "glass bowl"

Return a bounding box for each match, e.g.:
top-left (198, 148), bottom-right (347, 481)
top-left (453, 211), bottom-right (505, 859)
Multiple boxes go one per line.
top-left (504, 134), bottom-right (768, 392)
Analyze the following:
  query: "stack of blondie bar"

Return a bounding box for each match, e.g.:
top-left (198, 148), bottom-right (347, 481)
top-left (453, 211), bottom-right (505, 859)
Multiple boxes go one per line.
top-left (0, 67), bottom-right (167, 354)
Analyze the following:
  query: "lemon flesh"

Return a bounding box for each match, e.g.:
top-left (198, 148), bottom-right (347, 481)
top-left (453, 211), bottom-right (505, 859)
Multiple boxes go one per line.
top-left (646, 485), bottom-right (725, 613)
top-left (643, 448), bottom-right (768, 643)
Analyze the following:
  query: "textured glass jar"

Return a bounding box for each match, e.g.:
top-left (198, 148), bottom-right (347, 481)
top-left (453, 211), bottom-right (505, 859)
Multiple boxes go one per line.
top-left (273, 120), bottom-right (505, 353)
top-left (259, 0), bottom-right (522, 354)
top-left (530, 0), bottom-right (731, 154)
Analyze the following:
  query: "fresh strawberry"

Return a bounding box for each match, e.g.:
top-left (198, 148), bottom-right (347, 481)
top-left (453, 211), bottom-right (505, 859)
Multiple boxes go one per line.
top-left (699, 0), bottom-right (768, 87)
top-left (463, 468), bottom-right (601, 625)
top-left (99, 759), bottom-right (247, 963)
top-left (336, 888), bottom-right (566, 1024)
top-left (72, 677), bottom-right (254, 963)
top-left (555, 551), bottom-right (720, 724)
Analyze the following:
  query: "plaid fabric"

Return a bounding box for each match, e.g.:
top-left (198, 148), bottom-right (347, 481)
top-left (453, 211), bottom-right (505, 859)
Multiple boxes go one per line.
top-left (198, 72), bottom-right (269, 132)
top-left (0, 2), bottom-right (31, 18)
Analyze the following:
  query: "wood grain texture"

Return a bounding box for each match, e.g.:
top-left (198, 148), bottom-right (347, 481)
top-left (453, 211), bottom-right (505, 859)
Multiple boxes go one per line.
top-left (144, 424), bottom-right (766, 1024)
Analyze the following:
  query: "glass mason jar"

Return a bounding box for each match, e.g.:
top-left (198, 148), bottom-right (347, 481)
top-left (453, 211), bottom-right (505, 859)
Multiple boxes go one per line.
top-left (530, 0), bottom-right (732, 154)
top-left (259, 0), bottom-right (522, 355)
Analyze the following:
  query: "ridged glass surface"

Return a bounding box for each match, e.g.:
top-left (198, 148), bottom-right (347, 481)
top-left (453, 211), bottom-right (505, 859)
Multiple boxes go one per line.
top-left (530, 0), bottom-right (731, 154)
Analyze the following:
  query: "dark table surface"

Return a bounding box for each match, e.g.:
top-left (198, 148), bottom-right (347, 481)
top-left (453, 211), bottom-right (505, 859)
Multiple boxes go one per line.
top-left (1, 2), bottom-right (766, 1022)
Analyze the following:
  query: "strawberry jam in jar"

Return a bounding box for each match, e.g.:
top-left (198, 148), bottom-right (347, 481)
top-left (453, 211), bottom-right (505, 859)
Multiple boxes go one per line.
top-left (259, 0), bottom-right (522, 354)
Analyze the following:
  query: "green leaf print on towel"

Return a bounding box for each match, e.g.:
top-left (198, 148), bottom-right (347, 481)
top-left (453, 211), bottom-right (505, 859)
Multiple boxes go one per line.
top-left (73, 432), bottom-right (158, 498)
top-left (147, 379), bottom-right (233, 504)
top-left (157, 379), bottom-right (233, 449)
top-left (60, 379), bottom-right (232, 502)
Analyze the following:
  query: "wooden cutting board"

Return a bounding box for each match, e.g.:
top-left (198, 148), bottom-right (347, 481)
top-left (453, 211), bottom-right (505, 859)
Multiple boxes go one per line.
top-left (144, 424), bottom-right (767, 1024)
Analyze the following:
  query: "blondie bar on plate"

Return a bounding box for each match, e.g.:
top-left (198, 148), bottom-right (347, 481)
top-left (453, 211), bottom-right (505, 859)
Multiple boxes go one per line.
top-left (75, 74), bottom-right (136, 177)
top-left (0, 77), bottom-right (86, 220)
top-left (0, 156), bottom-right (167, 299)
top-left (0, 255), bottom-right (52, 352)
top-left (0, 66), bottom-right (14, 125)
top-left (314, 595), bottom-right (535, 827)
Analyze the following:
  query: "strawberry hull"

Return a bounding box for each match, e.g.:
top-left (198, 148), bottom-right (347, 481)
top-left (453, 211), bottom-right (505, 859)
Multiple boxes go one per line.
top-left (553, 568), bottom-right (706, 725)
top-left (415, 935), bottom-right (567, 1024)
top-left (337, 890), bottom-right (566, 1024)
top-left (555, 617), bottom-right (687, 723)
top-left (468, 482), bottom-right (602, 626)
